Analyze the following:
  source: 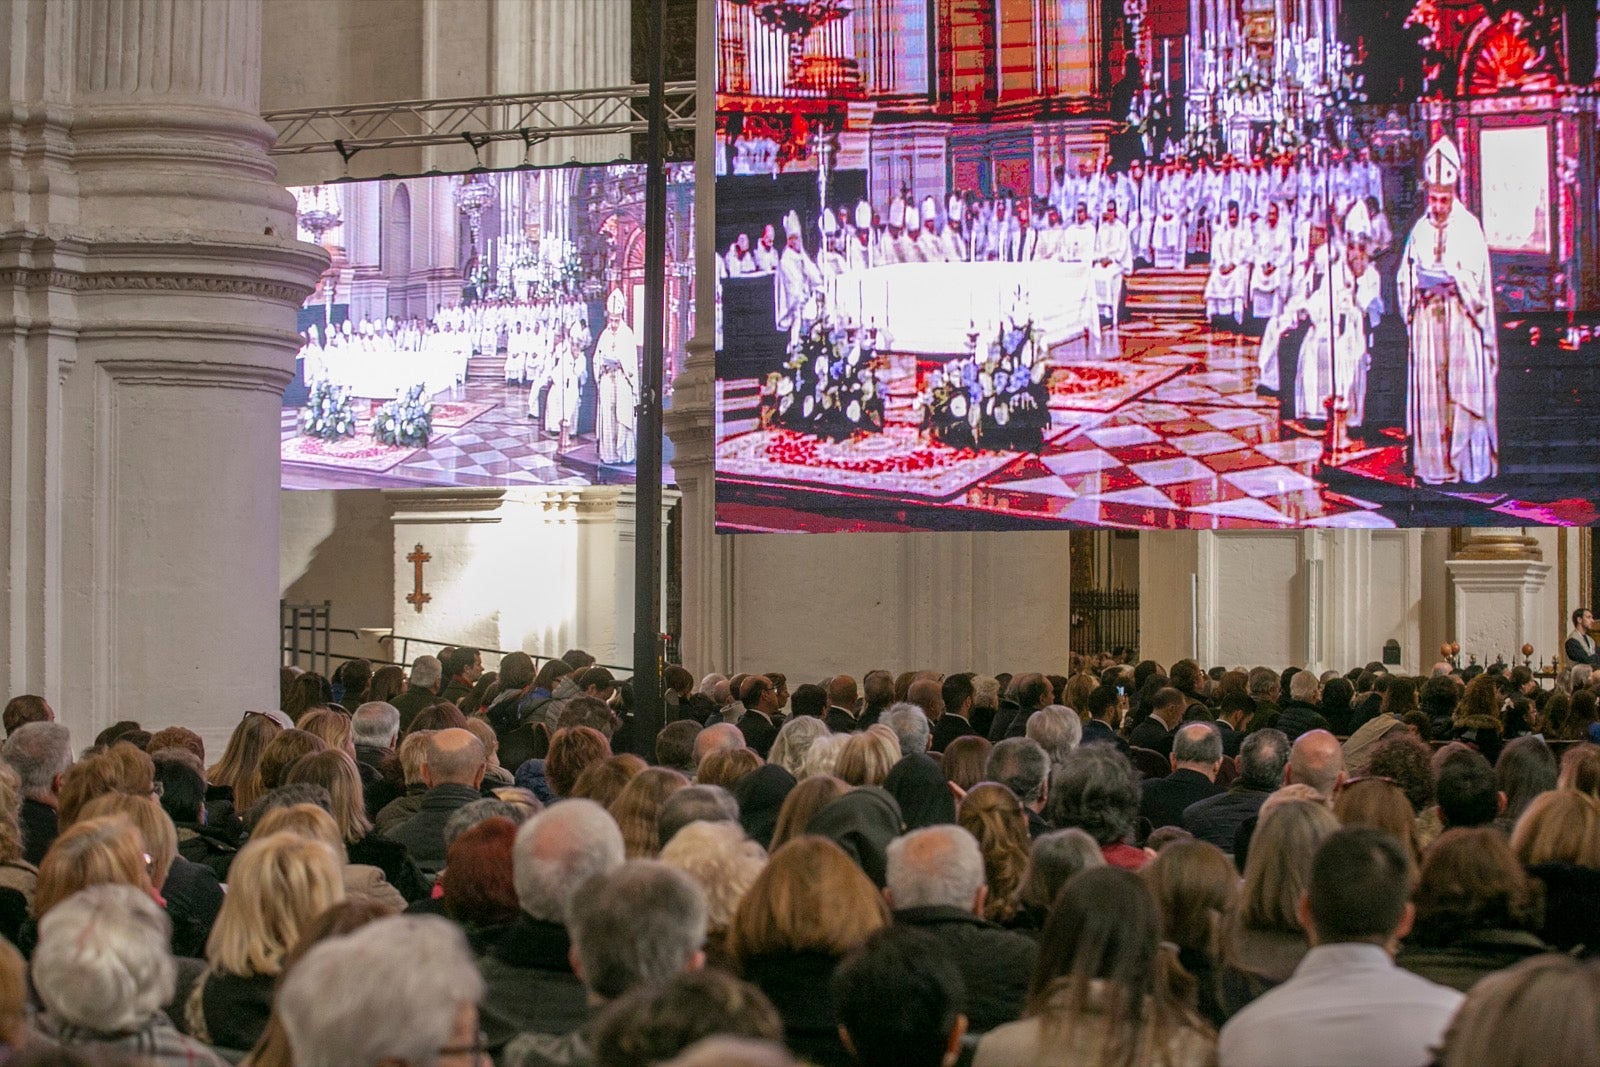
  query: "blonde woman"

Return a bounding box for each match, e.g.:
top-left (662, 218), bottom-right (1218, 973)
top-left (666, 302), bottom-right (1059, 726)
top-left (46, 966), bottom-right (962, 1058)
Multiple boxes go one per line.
top-left (659, 819), bottom-right (767, 969)
top-left (0, 762), bottom-right (38, 910)
top-left (33, 814), bottom-right (154, 920)
top-left (208, 712), bottom-right (284, 814)
top-left (835, 726), bottom-right (901, 787)
top-left (610, 767), bottom-right (690, 859)
top-left (282, 749), bottom-right (427, 902)
top-left (79, 792), bottom-right (222, 959)
top-left (375, 730), bottom-right (434, 834)
top-left (958, 783), bottom-right (1032, 924)
top-left (187, 831), bottom-right (344, 1051)
top-left (253, 804), bottom-right (404, 914)
top-left (296, 709), bottom-right (357, 760)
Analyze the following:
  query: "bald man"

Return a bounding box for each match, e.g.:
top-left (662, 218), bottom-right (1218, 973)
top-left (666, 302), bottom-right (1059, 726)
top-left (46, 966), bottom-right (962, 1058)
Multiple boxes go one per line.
top-left (692, 722), bottom-right (743, 772)
top-left (1284, 729), bottom-right (1345, 802)
top-left (906, 678), bottom-right (944, 727)
top-left (825, 675), bottom-right (861, 734)
top-left (1140, 721), bottom-right (1225, 833)
top-left (388, 727), bottom-right (487, 873)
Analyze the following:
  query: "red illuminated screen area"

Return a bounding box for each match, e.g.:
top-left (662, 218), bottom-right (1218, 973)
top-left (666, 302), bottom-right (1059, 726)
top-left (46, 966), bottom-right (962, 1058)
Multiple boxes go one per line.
top-left (282, 165), bottom-right (695, 490)
top-left (712, 0), bottom-right (1600, 533)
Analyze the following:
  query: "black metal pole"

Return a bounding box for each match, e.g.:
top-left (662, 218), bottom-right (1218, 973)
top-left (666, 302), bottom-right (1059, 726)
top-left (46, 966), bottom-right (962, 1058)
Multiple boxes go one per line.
top-left (631, 0), bottom-right (667, 759)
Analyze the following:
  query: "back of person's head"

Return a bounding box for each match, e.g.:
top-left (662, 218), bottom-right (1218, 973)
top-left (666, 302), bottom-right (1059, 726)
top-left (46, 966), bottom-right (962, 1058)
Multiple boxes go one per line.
top-left (571, 753), bottom-right (648, 807)
top-left (33, 814), bottom-right (151, 919)
top-left (569, 860), bottom-right (708, 999)
top-left (558, 694), bottom-right (618, 738)
top-left (1026, 706), bottom-right (1082, 768)
top-left (766, 717), bottom-right (828, 779)
top-left (884, 824), bottom-right (984, 912)
top-left (1237, 728), bottom-right (1290, 790)
top-left (1246, 667), bottom-right (1280, 703)
top-left (407, 702), bottom-right (469, 736)
top-left (941, 735), bottom-right (992, 792)
top-left (656, 720), bottom-right (702, 774)
top-left (1019, 828), bottom-right (1104, 914)
top-left (1436, 749), bottom-right (1501, 828)
top-left (1014, 673), bottom-right (1051, 711)
top-left (659, 784), bottom-right (740, 849)
top-left (1086, 684), bottom-right (1120, 723)
top-left (1435, 954), bottom-right (1600, 1067)
top-left (658, 818), bottom-right (767, 934)
top-left (152, 752), bottom-right (206, 825)
top-left (1307, 827), bottom-right (1415, 944)
top-left (833, 926), bottom-right (966, 1067)
top-left (1558, 743), bottom-right (1600, 797)
top-left (1497, 736), bottom-right (1558, 821)
top-left (727, 836), bottom-right (889, 963)
top-left (284, 748), bottom-right (372, 844)
top-left (1172, 722), bottom-right (1223, 768)
top-left (770, 776), bottom-right (847, 852)
top-left (862, 670), bottom-right (895, 710)
top-left (2, 721), bottom-right (72, 799)
top-left (1333, 779), bottom-right (1420, 863)
top-left (146, 726), bottom-right (204, 764)
top-left (32, 884), bottom-right (174, 1033)
top-left (1238, 799), bottom-right (1339, 935)
top-left (2, 695), bottom-right (51, 737)
top-left (1286, 729), bottom-right (1343, 799)
top-left (1044, 744), bottom-right (1139, 846)
top-left (590, 968), bottom-right (783, 1067)
top-left (441, 817), bottom-right (521, 929)
top-left (835, 728), bottom-right (900, 787)
top-left (352, 702), bottom-right (401, 749)
top-left (697, 747), bottom-right (764, 791)
top-left (444, 797), bottom-right (535, 855)
top-left (207, 831), bottom-right (345, 977)
top-left (1511, 788), bottom-right (1600, 867)
top-left (986, 737), bottom-right (1049, 806)
top-left (548, 725), bottom-right (612, 797)
top-left (1365, 733), bottom-right (1436, 813)
top-left (879, 703), bottom-right (930, 760)
top-left (1028, 867), bottom-right (1166, 1013)
top-left (512, 797), bottom-right (626, 923)
top-left (423, 727), bottom-right (486, 788)
top-left (279, 915), bottom-right (484, 1067)
top-left (611, 767), bottom-right (690, 859)
top-left (1141, 840), bottom-right (1236, 956)
top-left (254, 729), bottom-right (328, 801)
top-left (77, 791), bottom-right (178, 889)
top-left (786, 684), bottom-right (825, 720)
top-left (408, 655), bottom-right (443, 692)
top-left (561, 648), bottom-right (596, 671)
top-left (1411, 827), bottom-right (1542, 947)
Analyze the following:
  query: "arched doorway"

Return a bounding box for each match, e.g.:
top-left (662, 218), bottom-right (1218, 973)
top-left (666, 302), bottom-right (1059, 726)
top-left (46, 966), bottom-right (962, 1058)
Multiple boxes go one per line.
top-left (383, 183), bottom-right (413, 319)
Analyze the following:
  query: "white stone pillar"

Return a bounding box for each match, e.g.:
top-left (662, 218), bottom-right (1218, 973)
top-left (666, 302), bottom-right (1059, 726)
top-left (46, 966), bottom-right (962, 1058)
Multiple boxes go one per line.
top-left (2, 0), bottom-right (326, 754)
top-left (1446, 532), bottom-right (1553, 669)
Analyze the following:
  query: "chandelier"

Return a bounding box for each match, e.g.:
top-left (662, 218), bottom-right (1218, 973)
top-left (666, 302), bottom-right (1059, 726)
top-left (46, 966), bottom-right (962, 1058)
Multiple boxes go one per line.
top-left (296, 185), bottom-right (343, 244)
top-left (454, 175), bottom-right (498, 251)
top-left (729, 0), bottom-right (852, 82)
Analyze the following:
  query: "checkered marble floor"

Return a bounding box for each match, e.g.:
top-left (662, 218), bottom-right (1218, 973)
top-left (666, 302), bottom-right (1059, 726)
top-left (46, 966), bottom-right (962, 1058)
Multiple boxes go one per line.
top-left (281, 382), bottom-right (603, 489)
top-left (960, 321), bottom-right (1395, 529)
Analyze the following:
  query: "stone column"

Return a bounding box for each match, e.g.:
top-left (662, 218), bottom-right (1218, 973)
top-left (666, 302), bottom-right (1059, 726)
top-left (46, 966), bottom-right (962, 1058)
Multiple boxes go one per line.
top-left (1, 0), bottom-right (326, 753)
top-left (1446, 528), bottom-right (1553, 668)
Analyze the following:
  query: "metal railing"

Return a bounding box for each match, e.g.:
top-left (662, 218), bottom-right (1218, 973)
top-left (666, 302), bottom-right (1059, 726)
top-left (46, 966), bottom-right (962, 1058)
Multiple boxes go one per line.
top-left (1069, 588), bottom-right (1140, 658)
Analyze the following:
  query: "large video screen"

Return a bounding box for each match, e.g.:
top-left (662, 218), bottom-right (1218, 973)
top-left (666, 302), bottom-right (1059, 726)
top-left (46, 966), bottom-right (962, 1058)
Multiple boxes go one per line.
top-left (283, 164), bottom-right (694, 489)
top-left (712, 0), bottom-right (1600, 531)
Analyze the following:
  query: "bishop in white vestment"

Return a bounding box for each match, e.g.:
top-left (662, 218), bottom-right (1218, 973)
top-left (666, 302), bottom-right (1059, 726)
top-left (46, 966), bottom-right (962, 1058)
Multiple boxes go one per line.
top-left (1091, 201), bottom-right (1132, 322)
top-left (593, 290), bottom-right (638, 464)
top-left (1204, 202), bottom-right (1249, 325)
top-left (1397, 137), bottom-right (1498, 485)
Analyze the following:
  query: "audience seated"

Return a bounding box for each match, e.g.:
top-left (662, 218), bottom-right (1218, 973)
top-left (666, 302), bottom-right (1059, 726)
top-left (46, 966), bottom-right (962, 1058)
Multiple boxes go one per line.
top-left (18, 649), bottom-right (1600, 1066)
top-left (1219, 828), bottom-right (1464, 1066)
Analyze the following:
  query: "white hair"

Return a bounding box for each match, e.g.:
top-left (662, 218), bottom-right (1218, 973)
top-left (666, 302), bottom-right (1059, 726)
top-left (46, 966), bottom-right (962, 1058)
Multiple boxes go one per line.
top-left (798, 733), bottom-right (849, 780)
top-left (512, 798), bottom-right (625, 922)
top-left (352, 702), bottom-right (400, 747)
top-left (280, 915), bottom-right (482, 1067)
top-left (698, 673), bottom-right (727, 698)
top-left (570, 861), bottom-right (708, 999)
top-left (1026, 706), bottom-right (1083, 769)
top-left (659, 819), bottom-right (768, 931)
top-left (3, 721), bottom-right (72, 798)
top-left (885, 825), bottom-right (985, 910)
top-left (767, 716), bottom-right (830, 778)
top-left (33, 885), bottom-right (175, 1033)
top-left (409, 655), bottom-right (442, 690)
top-left (880, 703), bottom-right (930, 759)
top-left (1289, 670), bottom-right (1321, 702)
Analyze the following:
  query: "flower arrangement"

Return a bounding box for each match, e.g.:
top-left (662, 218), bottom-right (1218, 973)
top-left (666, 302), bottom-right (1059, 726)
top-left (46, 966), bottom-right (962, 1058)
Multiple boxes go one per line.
top-left (917, 309), bottom-right (1049, 453)
top-left (762, 312), bottom-right (886, 442)
top-left (372, 383), bottom-right (434, 448)
top-left (300, 379), bottom-right (357, 440)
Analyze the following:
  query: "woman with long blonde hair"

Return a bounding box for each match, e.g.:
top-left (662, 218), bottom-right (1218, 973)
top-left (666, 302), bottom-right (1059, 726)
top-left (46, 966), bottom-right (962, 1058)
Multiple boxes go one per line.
top-left (958, 783), bottom-right (1032, 924)
top-left (209, 713), bottom-right (284, 812)
top-left (187, 831), bottom-right (344, 1052)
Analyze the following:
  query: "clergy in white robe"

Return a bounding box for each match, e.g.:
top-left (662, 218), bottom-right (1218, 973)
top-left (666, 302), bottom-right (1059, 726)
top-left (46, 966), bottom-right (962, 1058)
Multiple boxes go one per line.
top-left (913, 197), bottom-right (947, 263)
top-left (1060, 202), bottom-right (1097, 264)
top-left (544, 322), bottom-right (586, 436)
top-left (1251, 201), bottom-right (1295, 322)
top-left (1035, 208), bottom-right (1066, 262)
top-left (1151, 170), bottom-right (1186, 270)
top-left (593, 290), bottom-right (638, 464)
top-left (1294, 245), bottom-right (1364, 424)
top-left (1397, 138), bottom-right (1498, 485)
top-left (1204, 203), bottom-right (1249, 325)
top-left (752, 225), bottom-right (780, 272)
top-left (941, 195), bottom-right (972, 263)
top-left (847, 201), bottom-right (877, 273)
top-left (775, 211), bottom-right (824, 339)
top-left (725, 234), bottom-right (760, 276)
top-left (1091, 201), bottom-right (1132, 322)
top-left (504, 323), bottom-right (527, 382)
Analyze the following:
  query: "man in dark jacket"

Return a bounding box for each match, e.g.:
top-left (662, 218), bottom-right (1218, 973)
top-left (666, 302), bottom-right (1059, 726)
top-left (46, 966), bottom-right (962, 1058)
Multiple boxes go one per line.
top-left (824, 675), bottom-right (862, 734)
top-left (734, 675), bottom-right (781, 759)
top-left (1129, 687), bottom-right (1186, 756)
top-left (1182, 728), bottom-right (1289, 854)
top-left (1140, 722), bottom-right (1225, 835)
top-left (3, 721), bottom-right (71, 865)
top-left (439, 647), bottom-right (483, 706)
top-left (479, 799), bottom-right (623, 1056)
top-left (1081, 685), bottom-right (1131, 754)
top-left (1245, 666), bottom-right (1282, 732)
top-left (986, 738), bottom-right (1052, 840)
top-left (885, 825), bottom-right (1037, 1032)
top-left (386, 728), bottom-right (487, 875)
top-left (989, 674), bottom-right (1049, 741)
top-left (931, 674), bottom-right (978, 752)
top-left (392, 655), bottom-right (443, 731)
top-left (1277, 670), bottom-right (1331, 740)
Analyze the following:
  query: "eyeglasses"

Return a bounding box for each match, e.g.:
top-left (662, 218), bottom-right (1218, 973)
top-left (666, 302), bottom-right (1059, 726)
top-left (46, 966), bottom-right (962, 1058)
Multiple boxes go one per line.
top-left (436, 1029), bottom-right (489, 1060)
top-left (149, 782), bottom-right (164, 799)
top-left (1340, 774), bottom-right (1396, 789)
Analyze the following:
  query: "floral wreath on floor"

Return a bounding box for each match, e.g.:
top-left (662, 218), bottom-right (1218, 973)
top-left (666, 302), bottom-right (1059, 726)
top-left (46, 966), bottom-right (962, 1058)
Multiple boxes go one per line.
top-left (301, 379), bottom-right (358, 441)
top-left (761, 303), bottom-right (886, 443)
top-left (372, 383), bottom-right (434, 448)
top-left (918, 302), bottom-right (1048, 453)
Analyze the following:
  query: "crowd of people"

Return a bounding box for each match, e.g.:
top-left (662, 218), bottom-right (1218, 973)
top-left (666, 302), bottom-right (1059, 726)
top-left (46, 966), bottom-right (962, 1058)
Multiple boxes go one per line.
top-left (3, 634), bottom-right (1600, 1066)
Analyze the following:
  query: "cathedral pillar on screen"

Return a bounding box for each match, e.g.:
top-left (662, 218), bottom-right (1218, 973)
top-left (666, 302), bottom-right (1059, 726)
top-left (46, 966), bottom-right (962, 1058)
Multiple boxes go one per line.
top-left (1, 0), bottom-right (325, 750)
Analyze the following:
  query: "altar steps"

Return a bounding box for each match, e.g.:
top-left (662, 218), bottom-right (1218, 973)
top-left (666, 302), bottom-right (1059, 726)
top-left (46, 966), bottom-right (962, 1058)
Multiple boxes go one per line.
top-left (718, 379), bottom-right (763, 437)
top-left (466, 352), bottom-right (506, 381)
top-left (1125, 266), bottom-right (1209, 321)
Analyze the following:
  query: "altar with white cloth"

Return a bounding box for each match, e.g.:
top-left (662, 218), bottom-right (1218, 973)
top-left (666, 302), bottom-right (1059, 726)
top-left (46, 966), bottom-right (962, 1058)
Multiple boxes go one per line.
top-left (827, 262), bottom-right (1100, 358)
top-left (312, 342), bottom-right (467, 399)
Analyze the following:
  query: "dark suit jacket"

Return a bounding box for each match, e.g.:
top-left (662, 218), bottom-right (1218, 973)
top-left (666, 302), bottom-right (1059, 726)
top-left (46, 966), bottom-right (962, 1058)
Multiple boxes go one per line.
top-left (1140, 768), bottom-right (1224, 835)
top-left (20, 797), bottom-right (57, 866)
top-left (987, 700), bottom-right (1023, 741)
top-left (1568, 634), bottom-right (1600, 667)
top-left (1182, 786), bottom-right (1271, 853)
top-left (478, 915), bottom-right (588, 1054)
top-left (824, 707), bottom-right (861, 734)
top-left (931, 714), bottom-right (977, 753)
top-left (739, 710), bottom-right (779, 758)
top-left (385, 783), bottom-right (484, 874)
top-left (892, 906), bottom-right (1038, 1032)
top-left (1082, 719), bottom-right (1131, 754)
top-left (392, 686), bottom-right (439, 731)
top-left (1216, 721), bottom-right (1244, 757)
top-left (1128, 716), bottom-right (1176, 756)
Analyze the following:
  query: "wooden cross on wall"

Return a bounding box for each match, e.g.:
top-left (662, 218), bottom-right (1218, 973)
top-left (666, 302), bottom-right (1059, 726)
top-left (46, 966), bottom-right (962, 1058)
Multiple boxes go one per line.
top-left (406, 544), bottom-right (432, 613)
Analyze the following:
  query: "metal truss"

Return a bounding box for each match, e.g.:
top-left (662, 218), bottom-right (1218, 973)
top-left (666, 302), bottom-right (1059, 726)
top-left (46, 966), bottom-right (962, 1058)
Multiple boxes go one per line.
top-left (262, 82), bottom-right (697, 161)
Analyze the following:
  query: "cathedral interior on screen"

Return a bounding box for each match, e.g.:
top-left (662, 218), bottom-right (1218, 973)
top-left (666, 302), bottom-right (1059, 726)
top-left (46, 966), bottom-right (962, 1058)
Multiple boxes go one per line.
top-left (712, 0), bottom-right (1600, 533)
